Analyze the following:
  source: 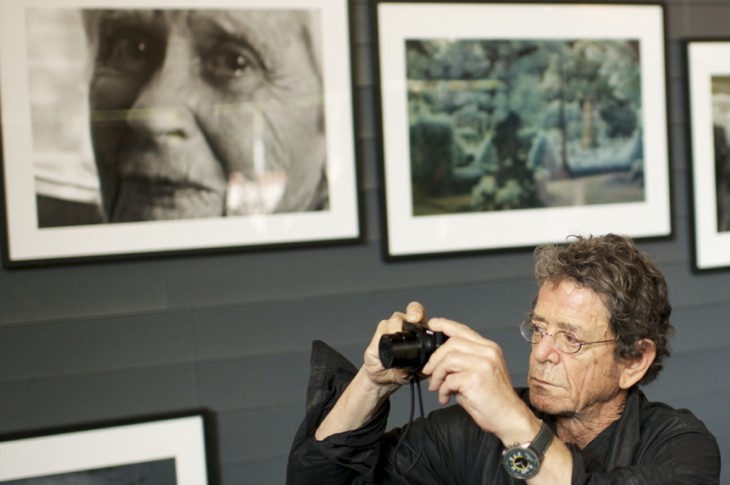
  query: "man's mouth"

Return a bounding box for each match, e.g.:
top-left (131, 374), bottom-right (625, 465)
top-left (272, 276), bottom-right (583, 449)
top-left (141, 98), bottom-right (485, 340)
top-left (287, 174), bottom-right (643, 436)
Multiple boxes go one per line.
top-left (529, 376), bottom-right (558, 388)
top-left (121, 174), bottom-right (212, 196)
top-left (108, 174), bottom-right (226, 221)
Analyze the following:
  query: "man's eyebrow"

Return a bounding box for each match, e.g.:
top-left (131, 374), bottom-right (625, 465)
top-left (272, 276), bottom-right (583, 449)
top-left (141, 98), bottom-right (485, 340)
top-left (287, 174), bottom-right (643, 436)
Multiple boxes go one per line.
top-left (187, 11), bottom-right (267, 42)
top-left (187, 10), bottom-right (306, 55)
top-left (529, 314), bottom-right (582, 335)
top-left (186, 11), bottom-right (270, 57)
top-left (556, 321), bottom-right (582, 335)
top-left (93, 9), bottom-right (159, 26)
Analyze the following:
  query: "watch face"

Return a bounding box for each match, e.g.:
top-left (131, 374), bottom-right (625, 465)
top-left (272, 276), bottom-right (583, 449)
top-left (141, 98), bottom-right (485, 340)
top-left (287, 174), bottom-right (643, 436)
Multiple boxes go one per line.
top-left (503, 446), bottom-right (540, 479)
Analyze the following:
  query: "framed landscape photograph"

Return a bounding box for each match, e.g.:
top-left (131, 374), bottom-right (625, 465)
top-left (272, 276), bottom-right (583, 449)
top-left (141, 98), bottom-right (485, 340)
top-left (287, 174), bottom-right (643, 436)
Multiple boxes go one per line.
top-left (374, 1), bottom-right (671, 258)
top-left (0, 412), bottom-right (211, 484)
top-left (686, 40), bottom-right (730, 271)
top-left (0, 0), bottom-right (359, 266)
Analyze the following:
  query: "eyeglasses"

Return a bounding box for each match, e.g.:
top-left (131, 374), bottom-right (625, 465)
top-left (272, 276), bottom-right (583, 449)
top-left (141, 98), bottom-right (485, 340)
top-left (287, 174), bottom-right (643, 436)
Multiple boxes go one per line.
top-left (519, 320), bottom-right (617, 354)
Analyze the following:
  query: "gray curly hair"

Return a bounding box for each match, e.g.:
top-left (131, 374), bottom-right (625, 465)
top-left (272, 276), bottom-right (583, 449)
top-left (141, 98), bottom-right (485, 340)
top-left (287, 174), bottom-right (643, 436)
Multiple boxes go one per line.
top-left (533, 234), bottom-right (673, 386)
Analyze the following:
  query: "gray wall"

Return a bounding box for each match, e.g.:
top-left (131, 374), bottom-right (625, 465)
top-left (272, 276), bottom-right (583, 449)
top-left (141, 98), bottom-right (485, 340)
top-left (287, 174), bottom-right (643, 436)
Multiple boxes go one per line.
top-left (1, 0), bottom-right (729, 483)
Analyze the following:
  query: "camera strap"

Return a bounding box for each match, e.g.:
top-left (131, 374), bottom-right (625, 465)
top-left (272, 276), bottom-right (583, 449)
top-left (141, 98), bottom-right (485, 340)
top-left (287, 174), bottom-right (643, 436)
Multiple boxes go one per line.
top-left (392, 375), bottom-right (426, 477)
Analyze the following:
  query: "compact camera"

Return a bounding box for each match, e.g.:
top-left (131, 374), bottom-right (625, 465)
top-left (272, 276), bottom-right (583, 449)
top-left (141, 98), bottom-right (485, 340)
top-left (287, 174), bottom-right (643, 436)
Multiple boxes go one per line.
top-left (379, 322), bottom-right (448, 371)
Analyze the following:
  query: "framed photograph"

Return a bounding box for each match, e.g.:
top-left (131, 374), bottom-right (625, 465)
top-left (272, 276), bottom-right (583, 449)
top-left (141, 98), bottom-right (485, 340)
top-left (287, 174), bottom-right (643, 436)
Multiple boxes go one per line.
top-left (686, 40), bottom-right (730, 271)
top-left (0, 0), bottom-right (359, 266)
top-left (375, 1), bottom-right (670, 258)
top-left (0, 411), bottom-right (212, 484)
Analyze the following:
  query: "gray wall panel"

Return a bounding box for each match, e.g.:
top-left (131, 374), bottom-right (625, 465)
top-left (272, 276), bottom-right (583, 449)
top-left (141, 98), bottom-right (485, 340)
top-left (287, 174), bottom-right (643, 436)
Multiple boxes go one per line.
top-left (216, 407), bottom-right (302, 469)
top-left (0, 261), bottom-right (174, 325)
top-left (172, 244), bottom-right (537, 311)
top-left (197, 353), bottom-right (310, 412)
top-left (663, 263), bottom-right (730, 306)
top-left (686, 2), bottom-right (730, 37)
top-left (644, 347), bottom-right (730, 402)
top-left (0, 367), bottom-right (198, 434)
top-left (0, 312), bottom-right (194, 380)
top-left (672, 302), bottom-right (730, 353)
top-left (220, 459), bottom-right (288, 485)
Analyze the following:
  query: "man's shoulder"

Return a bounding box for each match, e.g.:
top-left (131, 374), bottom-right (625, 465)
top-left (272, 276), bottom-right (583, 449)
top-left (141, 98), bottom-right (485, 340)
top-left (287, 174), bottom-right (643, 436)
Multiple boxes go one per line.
top-left (633, 390), bottom-right (721, 479)
top-left (636, 390), bottom-right (716, 438)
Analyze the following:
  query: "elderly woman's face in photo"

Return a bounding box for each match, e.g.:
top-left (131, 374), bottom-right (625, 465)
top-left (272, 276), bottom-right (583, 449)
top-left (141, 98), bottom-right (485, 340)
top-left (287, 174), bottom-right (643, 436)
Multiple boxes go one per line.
top-left (84, 10), bottom-right (326, 222)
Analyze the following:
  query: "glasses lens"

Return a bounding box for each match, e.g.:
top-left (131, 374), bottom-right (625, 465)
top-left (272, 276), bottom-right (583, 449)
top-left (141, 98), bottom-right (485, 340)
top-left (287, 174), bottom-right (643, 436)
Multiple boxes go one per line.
top-left (520, 321), bottom-right (539, 343)
top-left (553, 333), bottom-right (581, 354)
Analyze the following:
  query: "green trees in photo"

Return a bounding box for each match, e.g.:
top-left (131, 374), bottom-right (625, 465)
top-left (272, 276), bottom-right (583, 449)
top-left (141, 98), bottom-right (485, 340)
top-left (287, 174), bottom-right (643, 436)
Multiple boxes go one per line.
top-left (406, 38), bottom-right (643, 215)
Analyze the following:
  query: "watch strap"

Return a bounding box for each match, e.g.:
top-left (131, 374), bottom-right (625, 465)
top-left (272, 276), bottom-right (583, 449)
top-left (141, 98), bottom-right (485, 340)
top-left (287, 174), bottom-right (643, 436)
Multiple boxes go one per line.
top-left (530, 420), bottom-right (554, 458)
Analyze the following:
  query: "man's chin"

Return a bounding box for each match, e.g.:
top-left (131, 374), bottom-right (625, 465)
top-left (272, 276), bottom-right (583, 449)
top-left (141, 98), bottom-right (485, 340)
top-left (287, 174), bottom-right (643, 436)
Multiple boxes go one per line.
top-left (529, 383), bottom-right (567, 414)
top-left (109, 189), bottom-right (225, 222)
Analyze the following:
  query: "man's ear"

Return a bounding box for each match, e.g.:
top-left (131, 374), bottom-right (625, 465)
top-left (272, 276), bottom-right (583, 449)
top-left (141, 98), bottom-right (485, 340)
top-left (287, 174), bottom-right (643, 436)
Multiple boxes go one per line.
top-left (619, 339), bottom-right (657, 389)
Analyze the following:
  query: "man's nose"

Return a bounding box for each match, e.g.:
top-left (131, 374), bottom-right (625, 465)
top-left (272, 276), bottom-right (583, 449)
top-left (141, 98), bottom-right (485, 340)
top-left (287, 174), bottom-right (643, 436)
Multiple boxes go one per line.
top-left (531, 334), bottom-right (560, 363)
top-left (126, 44), bottom-right (196, 139)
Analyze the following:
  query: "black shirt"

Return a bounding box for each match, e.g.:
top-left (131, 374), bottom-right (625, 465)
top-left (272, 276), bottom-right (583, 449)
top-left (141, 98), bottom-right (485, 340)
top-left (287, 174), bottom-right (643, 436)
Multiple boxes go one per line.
top-left (287, 341), bottom-right (720, 484)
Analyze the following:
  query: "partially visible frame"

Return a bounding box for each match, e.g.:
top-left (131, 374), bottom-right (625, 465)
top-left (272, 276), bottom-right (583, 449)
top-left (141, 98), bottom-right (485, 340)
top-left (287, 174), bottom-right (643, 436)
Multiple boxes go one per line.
top-left (0, 0), bottom-right (359, 267)
top-left (0, 411), bottom-right (212, 484)
top-left (686, 40), bottom-right (730, 271)
top-left (375, 2), bottom-right (671, 258)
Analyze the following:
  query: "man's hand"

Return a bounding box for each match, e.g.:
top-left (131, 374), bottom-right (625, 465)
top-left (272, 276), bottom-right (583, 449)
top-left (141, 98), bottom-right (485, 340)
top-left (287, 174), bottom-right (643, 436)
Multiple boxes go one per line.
top-left (361, 301), bottom-right (427, 388)
top-left (421, 318), bottom-right (534, 442)
top-left (314, 301), bottom-right (427, 440)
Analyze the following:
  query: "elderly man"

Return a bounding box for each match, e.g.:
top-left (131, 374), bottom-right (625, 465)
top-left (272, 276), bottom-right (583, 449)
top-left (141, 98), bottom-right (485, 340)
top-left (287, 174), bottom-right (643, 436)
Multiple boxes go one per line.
top-left (288, 234), bottom-right (720, 483)
top-left (82, 9), bottom-right (326, 222)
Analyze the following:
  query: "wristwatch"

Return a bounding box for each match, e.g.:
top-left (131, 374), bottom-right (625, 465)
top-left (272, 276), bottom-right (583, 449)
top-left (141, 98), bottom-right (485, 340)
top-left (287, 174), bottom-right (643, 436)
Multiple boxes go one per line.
top-left (501, 421), bottom-right (554, 479)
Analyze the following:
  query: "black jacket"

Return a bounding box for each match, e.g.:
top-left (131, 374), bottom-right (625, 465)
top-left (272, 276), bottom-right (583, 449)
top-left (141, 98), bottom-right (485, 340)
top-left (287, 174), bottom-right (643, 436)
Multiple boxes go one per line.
top-left (287, 341), bottom-right (720, 484)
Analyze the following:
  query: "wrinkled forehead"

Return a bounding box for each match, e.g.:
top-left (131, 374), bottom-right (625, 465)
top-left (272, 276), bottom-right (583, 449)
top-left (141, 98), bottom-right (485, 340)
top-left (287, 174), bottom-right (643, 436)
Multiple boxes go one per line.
top-left (83, 9), bottom-right (315, 48)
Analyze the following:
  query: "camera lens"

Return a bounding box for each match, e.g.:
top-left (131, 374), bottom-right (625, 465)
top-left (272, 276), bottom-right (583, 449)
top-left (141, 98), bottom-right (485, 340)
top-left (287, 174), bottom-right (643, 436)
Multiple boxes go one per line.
top-left (379, 323), bottom-right (448, 371)
top-left (379, 331), bottom-right (422, 369)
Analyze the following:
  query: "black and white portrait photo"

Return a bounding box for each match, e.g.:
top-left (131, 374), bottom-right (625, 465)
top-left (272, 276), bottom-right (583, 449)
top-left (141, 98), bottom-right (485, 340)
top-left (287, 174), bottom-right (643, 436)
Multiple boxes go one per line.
top-left (711, 76), bottom-right (730, 233)
top-left (0, 0), bottom-right (358, 264)
top-left (29, 7), bottom-right (327, 226)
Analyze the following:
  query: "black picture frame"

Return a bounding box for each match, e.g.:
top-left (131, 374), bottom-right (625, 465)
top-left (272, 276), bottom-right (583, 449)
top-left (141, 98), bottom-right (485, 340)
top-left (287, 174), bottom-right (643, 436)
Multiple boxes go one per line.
top-left (373, 1), bottom-right (671, 259)
top-left (0, 410), bottom-right (216, 484)
top-left (685, 39), bottom-right (730, 271)
top-left (0, 0), bottom-right (360, 267)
